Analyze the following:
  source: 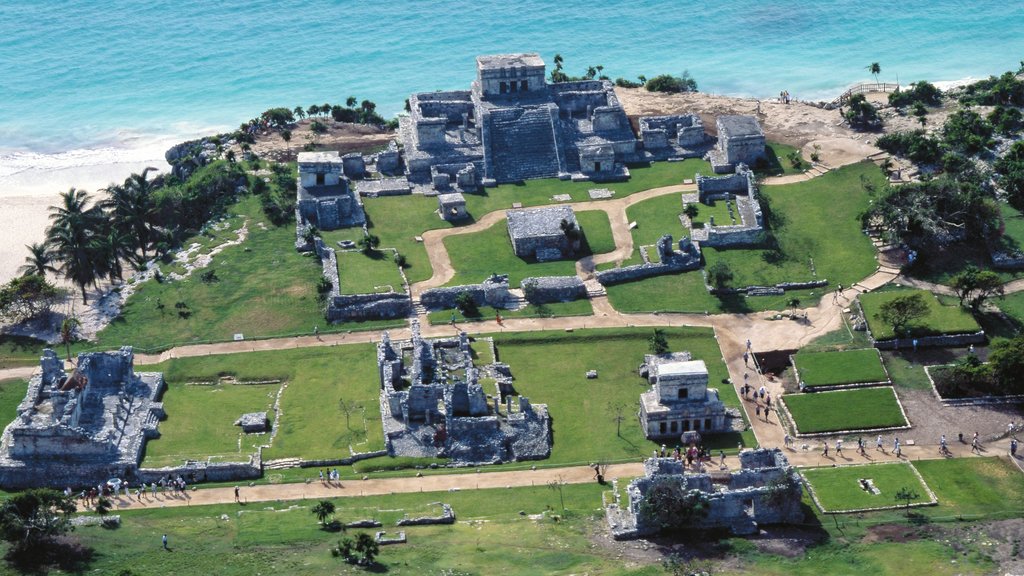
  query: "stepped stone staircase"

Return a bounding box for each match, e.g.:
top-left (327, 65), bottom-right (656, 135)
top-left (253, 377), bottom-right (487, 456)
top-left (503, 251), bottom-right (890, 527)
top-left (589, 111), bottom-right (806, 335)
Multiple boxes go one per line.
top-left (487, 105), bottom-right (563, 182)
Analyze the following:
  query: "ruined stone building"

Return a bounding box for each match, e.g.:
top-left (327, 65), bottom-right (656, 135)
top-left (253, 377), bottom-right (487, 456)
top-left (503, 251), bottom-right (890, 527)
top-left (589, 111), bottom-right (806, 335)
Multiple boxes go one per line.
top-left (295, 151), bottom-right (366, 230)
top-left (377, 321), bottom-right (551, 464)
top-left (639, 114), bottom-right (709, 159)
top-left (707, 115), bottom-right (766, 173)
top-left (0, 348), bottom-right (165, 488)
top-left (688, 165), bottom-right (765, 247)
top-left (507, 205), bottom-right (581, 261)
top-left (606, 449), bottom-right (804, 538)
top-left (638, 352), bottom-right (727, 439)
top-left (399, 53), bottom-right (638, 193)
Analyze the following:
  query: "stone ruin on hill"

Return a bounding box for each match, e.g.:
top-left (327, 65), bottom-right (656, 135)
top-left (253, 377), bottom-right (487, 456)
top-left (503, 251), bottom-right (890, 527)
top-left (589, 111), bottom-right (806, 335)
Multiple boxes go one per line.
top-left (295, 151), bottom-right (366, 231)
top-left (0, 347), bottom-right (165, 489)
top-left (687, 164), bottom-right (765, 247)
top-left (506, 205), bottom-right (582, 262)
top-left (606, 448), bottom-right (804, 539)
top-left (637, 352), bottom-right (731, 440)
top-left (706, 115), bottom-right (766, 174)
top-left (399, 52), bottom-right (639, 193)
top-left (638, 114), bottom-right (710, 160)
top-left (377, 321), bottom-right (551, 464)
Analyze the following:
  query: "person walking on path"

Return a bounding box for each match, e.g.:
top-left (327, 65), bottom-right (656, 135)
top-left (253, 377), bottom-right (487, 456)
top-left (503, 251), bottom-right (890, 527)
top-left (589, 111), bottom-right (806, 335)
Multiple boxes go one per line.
top-left (823, 443), bottom-right (829, 458)
top-left (940, 435), bottom-right (948, 455)
top-left (876, 435), bottom-right (884, 453)
top-left (1011, 438), bottom-right (1018, 458)
top-left (971, 435), bottom-right (981, 454)
top-left (743, 351), bottom-right (749, 366)
top-left (835, 439), bottom-right (843, 456)
top-left (234, 486), bottom-right (240, 502)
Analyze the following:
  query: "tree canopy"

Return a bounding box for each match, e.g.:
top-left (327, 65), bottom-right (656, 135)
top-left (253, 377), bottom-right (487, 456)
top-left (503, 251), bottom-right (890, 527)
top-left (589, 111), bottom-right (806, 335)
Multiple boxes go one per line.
top-left (875, 293), bottom-right (930, 337)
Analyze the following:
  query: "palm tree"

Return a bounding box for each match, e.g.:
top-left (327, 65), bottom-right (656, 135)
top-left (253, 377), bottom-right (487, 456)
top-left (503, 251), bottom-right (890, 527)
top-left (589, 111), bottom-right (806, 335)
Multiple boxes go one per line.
top-left (868, 62), bottom-right (881, 87)
top-left (102, 167), bottom-right (159, 259)
top-left (293, 105), bottom-right (305, 120)
top-left (307, 104), bottom-right (321, 118)
top-left (96, 226), bottom-right (135, 282)
top-left (346, 96), bottom-right (357, 108)
top-left (312, 500), bottom-right (335, 525)
top-left (47, 188), bottom-right (105, 303)
top-left (60, 316), bottom-right (80, 362)
top-left (18, 242), bottom-right (57, 277)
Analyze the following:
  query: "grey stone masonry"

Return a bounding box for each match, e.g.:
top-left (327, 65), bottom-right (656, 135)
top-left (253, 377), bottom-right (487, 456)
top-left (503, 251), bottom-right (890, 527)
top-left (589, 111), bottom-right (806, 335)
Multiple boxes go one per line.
top-left (638, 354), bottom-right (727, 439)
top-left (437, 192), bottom-right (469, 221)
top-left (296, 151), bottom-right (366, 230)
top-left (377, 322), bottom-right (551, 464)
top-left (595, 234), bottom-right (701, 286)
top-left (507, 205), bottom-right (580, 261)
top-left (606, 449), bottom-right (803, 539)
top-left (690, 165), bottom-right (765, 247)
top-left (0, 348), bottom-right (166, 489)
top-left (707, 115), bottom-right (766, 173)
top-left (639, 114), bottom-right (709, 160)
top-left (234, 412), bottom-right (269, 433)
top-left (520, 276), bottom-right (587, 304)
top-left (420, 274), bottom-right (511, 310)
top-left (400, 52), bottom-right (639, 193)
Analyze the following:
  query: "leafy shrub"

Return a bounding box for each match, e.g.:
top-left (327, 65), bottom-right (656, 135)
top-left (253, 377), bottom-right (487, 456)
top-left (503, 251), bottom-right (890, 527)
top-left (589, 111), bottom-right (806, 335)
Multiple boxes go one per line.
top-left (614, 77), bottom-right (643, 88)
top-left (943, 109), bottom-right (994, 155)
top-left (843, 93), bottom-right (881, 129)
top-left (988, 105), bottom-right (1023, 135)
top-left (888, 81), bottom-right (942, 108)
top-left (876, 131), bottom-right (944, 164)
top-left (959, 71), bottom-right (1024, 106)
top-left (645, 72), bottom-right (697, 93)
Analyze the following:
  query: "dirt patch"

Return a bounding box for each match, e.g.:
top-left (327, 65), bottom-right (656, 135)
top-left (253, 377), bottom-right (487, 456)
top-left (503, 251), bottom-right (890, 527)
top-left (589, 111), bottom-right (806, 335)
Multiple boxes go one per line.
top-left (233, 119), bottom-right (394, 163)
top-left (863, 523), bottom-right (926, 544)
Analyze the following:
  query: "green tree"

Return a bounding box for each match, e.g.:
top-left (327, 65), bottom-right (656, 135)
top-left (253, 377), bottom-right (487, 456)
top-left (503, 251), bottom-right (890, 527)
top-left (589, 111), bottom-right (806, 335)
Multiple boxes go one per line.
top-left (60, 316), bottom-right (80, 362)
top-left (293, 105), bottom-right (305, 119)
top-left (707, 261), bottom-right (734, 290)
top-left (352, 532), bottom-right (379, 565)
top-left (645, 72), bottom-right (697, 93)
top-left (46, 188), bottom-right (105, 303)
top-left (307, 104), bottom-right (321, 118)
top-left (312, 500), bottom-right (335, 525)
top-left (358, 233), bottom-right (380, 254)
top-left (0, 489), bottom-right (77, 554)
top-left (844, 93), bottom-right (881, 129)
top-left (260, 107), bottom-right (295, 128)
top-left (682, 203), bottom-right (699, 220)
top-left (875, 293), bottom-right (929, 337)
top-left (950, 265), bottom-right (1003, 309)
top-left (986, 335), bottom-right (1024, 395)
top-left (867, 62), bottom-right (881, 86)
top-left (894, 486), bottom-right (920, 517)
top-left (17, 242), bottom-right (57, 277)
top-left (454, 291), bottom-right (479, 317)
top-left (393, 252), bottom-right (407, 268)
top-left (943, 109), bottom-right (994, 155)
top-left (0, 274), bottom-right (61, 323)
top-left (649, 329), bottom-right (670, 355)
top-left (281, 129), bottom-right (292, 146)
top-left (346, 96), bottom-right (357, 108)
top-left (638, 478), bottom-right (710, 530)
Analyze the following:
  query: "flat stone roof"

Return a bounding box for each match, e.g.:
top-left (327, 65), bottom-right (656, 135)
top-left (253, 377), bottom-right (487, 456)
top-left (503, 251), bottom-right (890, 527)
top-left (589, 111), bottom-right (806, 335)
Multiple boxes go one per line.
top-left (437, 192), bottom-right (466, 205)
top-left (507, 205), bottom-right (576, 239)
top-left (297, 151), bottom-right (342, 164)
top-left (477, 53), bottom-right (545, 70)
top-left (654, 360), bottom-right (708, 378)
top-left (717, 115), bottom-right (763, 138)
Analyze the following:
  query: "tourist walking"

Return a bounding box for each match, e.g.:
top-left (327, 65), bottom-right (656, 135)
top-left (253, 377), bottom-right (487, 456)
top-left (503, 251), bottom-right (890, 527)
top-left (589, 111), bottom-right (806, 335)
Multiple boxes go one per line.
top-left (894, 438), bottom-right (901, 458)
top-left (234, 486), bottom-right (240, 502)
top-left (823, 443), bottom-right (829, 457)
top-left (835, 439), bottom-right (843, 455)
top-left (940, 434), bottom-right (948, 455)
top-left (877, 435), bottom-right (884, 452)
top-left (1011, 438), bottom-right (1018, 458)
top-left (743, 351), bottom-right (749, 366)
top-left (162, 534), bottom-right (168, 550)
top-left (971, 435), bottom-right (981, 454)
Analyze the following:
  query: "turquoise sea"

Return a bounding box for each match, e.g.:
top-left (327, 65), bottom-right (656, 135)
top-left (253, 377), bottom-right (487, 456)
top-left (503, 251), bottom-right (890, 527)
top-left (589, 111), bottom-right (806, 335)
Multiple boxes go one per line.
top-left (1, 0), bottom-right (1023, 169)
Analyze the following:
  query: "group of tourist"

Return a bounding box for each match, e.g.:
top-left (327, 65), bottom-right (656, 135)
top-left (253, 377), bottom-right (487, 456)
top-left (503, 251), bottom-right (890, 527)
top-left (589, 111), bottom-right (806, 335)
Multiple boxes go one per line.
top-left (319, 468), bottom-right (343, 485)
top-left (73, 475), bottom-right (191, 507)
top-left (658, 444), bottom-right (725, 472)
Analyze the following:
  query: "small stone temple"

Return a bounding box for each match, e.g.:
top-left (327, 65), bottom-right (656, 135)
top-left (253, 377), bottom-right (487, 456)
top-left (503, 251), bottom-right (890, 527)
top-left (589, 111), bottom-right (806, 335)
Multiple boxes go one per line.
top-left (639, 114), bottom-right (708, 159)
top-left (377, 321), bottom-right (551, 464)
top-left (399, 52), bottom-right (638, 192)
top-left (0, 347), bottom-right (165, 488)
top-left (707, 115), bottom-right (766, 173)
top-left (606, 449), bottom-right (804, 538)
top-left (688, 164), bottom-right (765, 247)
top-left (638, 352), bottom-right (727, 439)
top-left (437, 192), bottom-right (469, 221)
top-left (295, 151), bottom-right (366, 230)
top-left (507, 205), bottom-right (581, 261)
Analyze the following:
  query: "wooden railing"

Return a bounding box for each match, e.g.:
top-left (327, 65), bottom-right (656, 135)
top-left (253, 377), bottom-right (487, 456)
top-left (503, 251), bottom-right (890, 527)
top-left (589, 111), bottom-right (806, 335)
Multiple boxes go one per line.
top-left (825, 82), bottom-right (901, 109)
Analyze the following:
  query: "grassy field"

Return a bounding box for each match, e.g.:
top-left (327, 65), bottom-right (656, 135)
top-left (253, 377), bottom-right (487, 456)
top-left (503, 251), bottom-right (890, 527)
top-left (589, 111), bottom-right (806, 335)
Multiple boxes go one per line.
top-left (607, 162), bottom-right (883, 314)
top-left (801, 462), bottom-right (933, 512)
top-left (443, 217), bottom-right (587, 286)
top-left (142, 381), bottom-right (280, 467)
top-left (858, 289), bottom-right (982, 340)
top-left (336, 249), bottom-right (406, 295)
top-left (139, 345), bottom-right (384, 464)
top-left (0, 379), bottom-right (27, 426)
top-left (689, 198), bottom-right (735, 228)
top-left (426, 299), bottom-right (594, 324)
top-left (760, 142), bottom-right (810, 176)
top-left (19, 457), bottom-right (1020, 576)
top-left (0, 336), bottom-right (43, 370)
top-left (576, 210), bottom-right (616, 255)
top-left (793, 349), bottom-right (888, 386)
top-left (783, 387), bottom-right (906, 434)
top-left (494, 327), bottom-right (755, 461)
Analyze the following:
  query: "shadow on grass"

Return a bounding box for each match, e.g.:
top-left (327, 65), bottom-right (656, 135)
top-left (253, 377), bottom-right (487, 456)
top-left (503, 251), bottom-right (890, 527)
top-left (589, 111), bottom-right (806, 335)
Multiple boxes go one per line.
top-left (716, 294), bottom-right (752, 314)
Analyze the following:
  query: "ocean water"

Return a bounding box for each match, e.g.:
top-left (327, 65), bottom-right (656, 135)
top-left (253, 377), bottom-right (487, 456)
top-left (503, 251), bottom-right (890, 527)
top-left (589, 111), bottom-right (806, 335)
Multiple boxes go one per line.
top-left (1, 0), bottom-right (1023, 159)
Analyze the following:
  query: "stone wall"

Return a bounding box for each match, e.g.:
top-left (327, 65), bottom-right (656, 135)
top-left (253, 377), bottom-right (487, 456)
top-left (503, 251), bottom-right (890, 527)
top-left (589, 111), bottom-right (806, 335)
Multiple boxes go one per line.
top-left (137, 459), bottom-right (261, 484)
top-left (328, 292), bottom-right (411, 322)
top-left (420, 275), bottom-right (511, 310)
top-left (596, 237), bottom-right (701, 286)
top-left (520, 276), bottom-right (586, 304)
top-left (871, 331), bottom-right (986, 350)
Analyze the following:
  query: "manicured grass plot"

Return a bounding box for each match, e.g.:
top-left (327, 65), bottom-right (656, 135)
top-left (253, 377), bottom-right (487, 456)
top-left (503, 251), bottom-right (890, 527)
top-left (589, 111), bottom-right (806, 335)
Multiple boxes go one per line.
top-left (858, 289), bottom-right (981, 340)
top-left (336, 250), bottom-right (405, 295)
top-left (426, 299), bottom-right (593, 324)
top-left (0, 378), bottom-right (28, 427)
top-left (688, 198), bottom-right (734, 228)
top-left (783, 387), bottom-right (906, 434)
top-left (801, 462), bottom-right (932, 512)
top-left (793, 348), bottom-right (888, 386)
top-left (142, 381), bottom-right (280, 467)
top-left (443, 213), bottom-right (615, 286)
top-left (575, 210), bottom-right (616, 255)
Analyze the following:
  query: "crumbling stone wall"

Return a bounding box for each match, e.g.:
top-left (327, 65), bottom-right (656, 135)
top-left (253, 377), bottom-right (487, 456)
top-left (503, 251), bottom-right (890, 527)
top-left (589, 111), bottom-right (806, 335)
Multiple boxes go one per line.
top-left (419, 275), bottom-right (511, 310)
top-left (520, 276), bottom-right (586, 304)
top-left (596, 235), bottom-right (701, 286)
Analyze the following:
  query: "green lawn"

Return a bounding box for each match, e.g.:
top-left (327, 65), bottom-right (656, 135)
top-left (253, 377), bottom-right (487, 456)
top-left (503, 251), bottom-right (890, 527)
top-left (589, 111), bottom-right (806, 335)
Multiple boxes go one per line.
top-left (688, 198), bottom-right (734, 228)
top-left (793, 349), bottom-right (888, 386)
top-left (913, 457), bottom-right (1024, 517)
top-left (139, 345), bottom-right (384, 463)
top-left (0, 335), bottom-right (44, 370)
top-left (443, 218), bottom-right (580, 286)
top-left (0, 379), bottom-right (28, 427)
top-left (801, 462), bottom-right (933, 512)
top-left (336, 250), bottom-right (406, 295)
top-left (576, 210), bottom-right (616, 255)
top-left (607, 162), bottom-right (883, 314)
top-left (494, 327), bottom-right (754, 462)
top-left (623, 193), bottom-right (688, 265)
top-left (426, 299), bottom-right (593, 324)
top-left (759, 142), bottom-right (810, 176)
top-left (142, 381), bottom-right (280, 467)
top-left (858, 289), bottom-right (982, 340)
top-left (77, 196), bottom-right (327, 353)
top-left (783, 387), bottom-right (906, 434)
top-left (995, 289), bottom-right (1024, 329)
